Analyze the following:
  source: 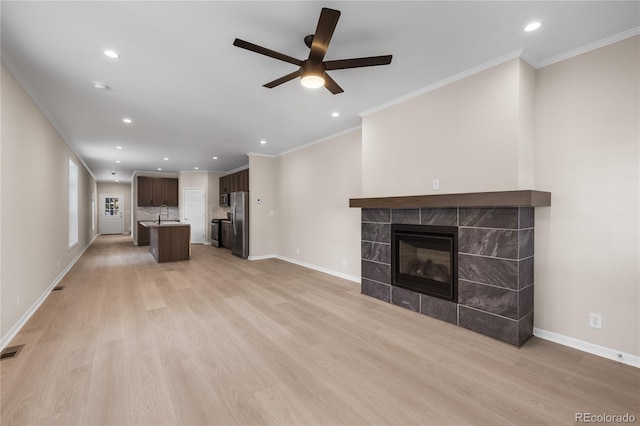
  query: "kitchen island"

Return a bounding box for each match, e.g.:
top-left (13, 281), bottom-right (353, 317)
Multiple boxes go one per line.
top-left (140, 222), bottom-right (191, 263)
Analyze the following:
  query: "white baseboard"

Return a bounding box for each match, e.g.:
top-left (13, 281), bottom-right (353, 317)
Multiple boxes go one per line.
top-left (533, 327), bottom-right (640, 368)
top-left (248, 254), bottom-right (277, 261)
top-left (274, 255), bottom-right (360, 283)
top-left (0, 234), bottom-right (98, 350)
top-left (247, 253), bottom-right (359, 283)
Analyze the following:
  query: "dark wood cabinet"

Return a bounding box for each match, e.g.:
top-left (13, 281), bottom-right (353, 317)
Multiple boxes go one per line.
top-left (148, 224), bottom-right (190, 263)
top-left (137, 222), bottom-right (150, 246)
top-left (152, 179), bottom-right (166, 205)
top-left (219, 169), bottom-right (249, 206)
top-left (164, 178), bottom-right (179, 206)
top-left (237, 169), bottom-right (249, 193)
top-left (219, 175), bottom-right (230, 196)
top-left (230, 173), bottom-right (240, 193)
top-left (221, 221), bottom-right (231, 249)
top-left (137, 177), bottom-right (179, 206)
top-left (138, 177), bottom-right (154, 206)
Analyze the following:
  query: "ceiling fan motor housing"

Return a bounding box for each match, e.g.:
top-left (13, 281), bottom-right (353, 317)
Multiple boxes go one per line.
top-left (301, 60), bottom-right (325, 79)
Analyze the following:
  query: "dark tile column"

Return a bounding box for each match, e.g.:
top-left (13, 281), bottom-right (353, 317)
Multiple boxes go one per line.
top-left (457, 207), bottom-right (534, 345)
top-left (361, 209), bottom-right (391, 302)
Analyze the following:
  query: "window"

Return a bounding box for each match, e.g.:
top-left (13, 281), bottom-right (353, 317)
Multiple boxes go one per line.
top-left (69, 158), bottom-right (78, 247)
top-left (91, 192), bottom-right (95, 231)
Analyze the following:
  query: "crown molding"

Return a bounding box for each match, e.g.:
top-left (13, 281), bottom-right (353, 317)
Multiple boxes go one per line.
top-left (536, 26), bottom-right (640, 69)
top-left (359, 49), bottom-right (524, 117)
top-left (246, 152), bottom-right (277, 158)
top-left (277, 125), bottom-right (362, 157)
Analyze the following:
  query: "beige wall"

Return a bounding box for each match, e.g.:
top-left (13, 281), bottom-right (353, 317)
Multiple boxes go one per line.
top-left (248, 155), bottom-right (278, 257)
top-left (518, 60), bottom-right (536, 189)
top-left (276, 131), bottom-right (362, 279)
top-left (534, 36), bottom-right (639, 355)
top-left (97, 182), bottom-right (132, 234)
top-left (1, 63), bottom-right (97, 343)
top-left (362, 59), bottom-right (523, 197)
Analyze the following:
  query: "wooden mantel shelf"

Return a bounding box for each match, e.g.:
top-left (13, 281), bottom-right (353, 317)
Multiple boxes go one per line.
top-left (349, 190), bottom-right (551, 209)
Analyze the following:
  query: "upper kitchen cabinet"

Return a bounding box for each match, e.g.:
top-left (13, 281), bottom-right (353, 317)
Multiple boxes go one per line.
top-left (237, 169), bottom-right (249, 193)
top-left (164, 178), bottom-right (178, 206)
top-left (137, 176), bottom-right (179, 206)
top-left (219, 175), bottom-right (230, 196)
top-left (138, 176), bottom-right (154, 206)
top-left (219, 169), bottom-right (249, 198)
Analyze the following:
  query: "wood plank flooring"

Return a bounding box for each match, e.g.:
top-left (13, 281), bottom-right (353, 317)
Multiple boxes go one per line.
top-left (1, 234), bottom-right (638, 425)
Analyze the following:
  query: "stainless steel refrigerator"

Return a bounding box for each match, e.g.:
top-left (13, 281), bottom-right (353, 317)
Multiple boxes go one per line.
top-left (230, 191), bottom-right (249, 259)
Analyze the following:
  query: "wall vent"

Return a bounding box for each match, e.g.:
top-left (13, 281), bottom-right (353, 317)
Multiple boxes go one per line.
top-left (0, 344), bottom-right (25, 360)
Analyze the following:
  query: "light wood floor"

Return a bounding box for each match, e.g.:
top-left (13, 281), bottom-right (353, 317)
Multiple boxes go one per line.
top-left (1, 235), bottom-right (638, 425)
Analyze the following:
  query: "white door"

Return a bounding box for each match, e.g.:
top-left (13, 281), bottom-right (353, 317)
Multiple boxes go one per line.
top-left (183, 188), bottom-right (205, 244)
top-left (99, 194), bottom-right (124, 234)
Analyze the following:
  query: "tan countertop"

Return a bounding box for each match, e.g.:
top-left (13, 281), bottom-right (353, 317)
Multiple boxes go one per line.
top-left (140, 221), bottom-right (190, 228)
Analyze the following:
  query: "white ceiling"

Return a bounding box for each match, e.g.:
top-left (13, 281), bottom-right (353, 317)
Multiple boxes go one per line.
top-left (2, 1), bottom-right (639, 182)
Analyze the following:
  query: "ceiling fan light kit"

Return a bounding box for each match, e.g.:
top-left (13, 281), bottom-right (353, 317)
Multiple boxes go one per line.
top-left (233, 7), bottom-right (392, 94)
top-left (300, 61), bottom-right (326, 88)
top-left (301, 74), bottom-right (325, 89)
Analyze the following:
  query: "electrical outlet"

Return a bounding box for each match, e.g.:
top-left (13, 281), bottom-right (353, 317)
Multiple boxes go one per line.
top-left (432, 178), bottom-right (440, 190)
top-left (296, 248), bottom-right (300, 255)
top-left (589, 313), bottom-right (603, 329)
top-left (342, 258), bottom-right (347, 266)
top-left (16, 293), bottom-right (21, 307)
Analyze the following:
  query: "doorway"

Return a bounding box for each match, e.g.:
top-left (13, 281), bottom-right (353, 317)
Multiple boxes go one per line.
top-left (183, 188), bottom-right (205, 244)
top-left (99, 194), bottom-right (124, 234)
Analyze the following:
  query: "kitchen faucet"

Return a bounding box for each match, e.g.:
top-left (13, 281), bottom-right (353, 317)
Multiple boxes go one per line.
top-left (158, 205), bottom-right (169, 224)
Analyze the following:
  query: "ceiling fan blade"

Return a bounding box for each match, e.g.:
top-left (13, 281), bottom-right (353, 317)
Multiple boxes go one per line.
top-left (308, 8), bottom-right (341, 63)
top-left (324, 55), bottom-right (393, 71)
top-left (263, 70), bottom-right (301, 88)
top-left (233, 38), bottom-right (302, 66)
top-left (323, 73), bottom-right (344, 95)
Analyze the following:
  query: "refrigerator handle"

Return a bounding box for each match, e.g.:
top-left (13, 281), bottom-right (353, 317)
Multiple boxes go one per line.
top-left (232, 201), bottom-right (237, 235)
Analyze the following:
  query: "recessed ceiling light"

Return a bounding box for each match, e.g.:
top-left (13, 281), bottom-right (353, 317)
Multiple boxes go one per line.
top-left (194, 167), bottom-right (199, 170)
top-left (212, 156), bottom-right (218, 160)
top-left (157, 168), bottom-right (162, 171)
top-left (524, 22), bottom-right (541, 32)
top-left (92, 81), bottom-right (109, 90)
top-left (163, 157), bottom-right (169, 161)
top-left (115, 160), bottom-right (121, 163)
top-left (260, 140), bottom-right (267, 145)
top-left (332, 112), bottom-right (340, 117)
top-left (116, 146), bottom-right (123, 150)
top-left (104, 50), bottom-right (120, 59)
top-left (122, 118), bottom-right (132, 124)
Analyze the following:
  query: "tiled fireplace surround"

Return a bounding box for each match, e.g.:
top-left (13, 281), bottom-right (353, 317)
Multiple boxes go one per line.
top-left (352, 191), bottom-right (550, 346)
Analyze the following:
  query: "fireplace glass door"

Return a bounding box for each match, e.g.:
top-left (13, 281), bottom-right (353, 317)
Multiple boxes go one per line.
top-left (392, 225), bottom-right (457, 302)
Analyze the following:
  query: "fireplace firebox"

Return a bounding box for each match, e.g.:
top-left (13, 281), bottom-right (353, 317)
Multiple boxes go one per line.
top-left (391, 224), bottom-right (458, 302)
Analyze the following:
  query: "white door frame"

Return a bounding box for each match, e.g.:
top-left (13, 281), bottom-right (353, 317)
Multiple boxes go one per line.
top-left (99, 193), bottom-right (125, 234)
top-left (182, 187), bottom-right (206, 244)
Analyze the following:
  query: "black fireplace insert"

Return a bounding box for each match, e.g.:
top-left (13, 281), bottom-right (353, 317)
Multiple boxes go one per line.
top-left (391, 224), bottom-right (458, 302)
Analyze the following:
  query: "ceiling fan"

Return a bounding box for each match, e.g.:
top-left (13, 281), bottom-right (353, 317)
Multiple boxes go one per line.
top-left (233, 7), bottom-right (392, 94)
